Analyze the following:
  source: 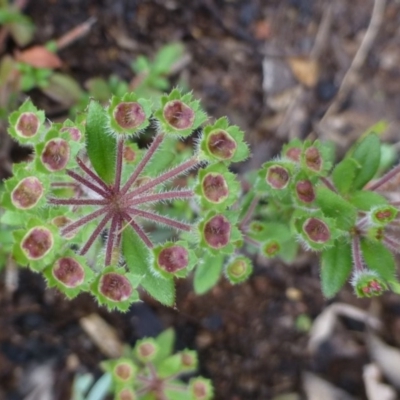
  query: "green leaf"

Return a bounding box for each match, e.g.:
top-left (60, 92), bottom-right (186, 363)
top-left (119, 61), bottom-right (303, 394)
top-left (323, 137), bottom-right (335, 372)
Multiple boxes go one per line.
top-left (122, 228), bottom-right (175, 306)
top-left (331, 157), bottom-right (360, 194)
top-left (193, 252), bottom-right (224, 294)
top-left (316, 186), bottom-right (357, 230)
top-left (348, 190), bottom-right (387, 211)
top-left (351, 134), bottom-right (381, 189)
top-left (321, 240), bottom-right (352, 298)
top-left (86, 101), bottom-right (116, 184)
top-left (154, 329), bottom-right (175, 363)
top-left (360, 239), bottom-right (396, 281)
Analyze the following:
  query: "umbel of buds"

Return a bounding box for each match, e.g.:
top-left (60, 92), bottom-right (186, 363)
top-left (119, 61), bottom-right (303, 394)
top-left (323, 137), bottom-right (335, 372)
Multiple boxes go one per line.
top-left (351, 270), bottom-right (388, 298)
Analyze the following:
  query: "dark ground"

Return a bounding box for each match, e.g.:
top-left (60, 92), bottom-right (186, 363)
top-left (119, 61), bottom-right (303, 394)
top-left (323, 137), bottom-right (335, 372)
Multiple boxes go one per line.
top-left (1, 1), bottom-right (400, 399)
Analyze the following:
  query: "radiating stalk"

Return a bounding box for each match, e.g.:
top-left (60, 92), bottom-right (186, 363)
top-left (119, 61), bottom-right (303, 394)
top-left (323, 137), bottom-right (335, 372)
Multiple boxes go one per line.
top-left (120, 133), bottom-right (165, 196)
top-left (126, 190), bottom-right (194, 207)
top-left (122, 212), bottom-right (154, 248)
top-left (67, 169), bottom-right (109, 197)
top-left (114, 138), bottom-right (124, 191)
top-left (105, 215), bottom-right (119, 265)
top-left (76, 157), bottom-right (111, 192)
top-left (48, 198), bottom-right (107, 206)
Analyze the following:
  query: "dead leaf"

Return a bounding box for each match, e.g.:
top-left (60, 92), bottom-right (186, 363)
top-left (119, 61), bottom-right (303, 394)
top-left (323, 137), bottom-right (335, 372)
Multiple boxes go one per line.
top-left (363, 363), bottom-right (396, 400)
top-left (15, 46), bottom-right (62, 69)
top-left (41, 73), bottom-right (83, 106)
top-left (368, 332), bottom-right (400, 390)
top-left (80, 313), bottom-right (123, 358)
top-left (303, 372), bottom-right (356, 400)
top-left (287, 56), bottom-right (319, 88)
top-left (308, 303), bottom-right (382, 353)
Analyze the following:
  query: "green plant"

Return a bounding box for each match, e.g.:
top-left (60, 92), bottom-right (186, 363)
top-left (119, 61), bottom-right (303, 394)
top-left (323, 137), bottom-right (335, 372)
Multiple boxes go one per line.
top-left (1, 88), bottom-right (400, 310)
top-left (1, 89), bottom-right (249, 310)
top-left (98, 329), bottom-right (213, 400)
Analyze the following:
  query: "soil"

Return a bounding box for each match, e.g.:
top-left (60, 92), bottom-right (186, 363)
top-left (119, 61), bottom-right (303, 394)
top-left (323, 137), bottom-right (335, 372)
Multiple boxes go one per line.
top-left (1, 1), bottom-right (400, 399)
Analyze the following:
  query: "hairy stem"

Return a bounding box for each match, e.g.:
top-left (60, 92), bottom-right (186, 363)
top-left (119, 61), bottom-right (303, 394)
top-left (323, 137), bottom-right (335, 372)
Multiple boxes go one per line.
top-left (61, 205), bottom-right (109, 236)
top-left (128, 207), bottom-right (192, 231)
top-left (351, 236), bottom-right (364, 272)
top-left (122, 212), bottom-right (154, 248)
top-left (114, 138), bottom-right (124, 191)
top-left (126, 156), bottom-right (200, 200)
top-left (120, 133), bottom-right (165, 196)
top-left (79, 211), bottom-right (113, 255)
top-left (368, 163), bottom-right (400, 191)
top-left (67, 169), bottom-right (109, 198)
top-left (76, 157), bottom-right (111, 193)
top-left (105, 215), bottom-right (119, 265)
top-left (126, 190), bottom-right (194, 207)
top-left (48, 198), bottom-right (107, 206)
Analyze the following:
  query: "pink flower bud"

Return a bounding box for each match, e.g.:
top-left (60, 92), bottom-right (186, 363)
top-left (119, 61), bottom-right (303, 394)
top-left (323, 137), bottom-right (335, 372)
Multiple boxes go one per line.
top-left (202, 173), bottom-right (229, 203)
top-left (113, 102), bottom-right (146, 130)
top-left (285, 147), bottom-right (301, 162)
top-left (295, 180), bottom-right (315, 203)
top-left (60, 126), bottom-right (82, 141)
top-left (137, 341), bottom-right (157, 360)
top-left (16, 112), bottom-right (40, 138)
top-left (207, 130), bottom-right (237, 160)
top-left (304, 146), bottom-right (322, 172)
top-left (266, 166), bottom-right (290, 189)
top-left (114, 362), bottom-right (135, 381)
top-left (52, 257), bottom-right (84, 288)
top-left (11, 177), bottom-right (43, 209)
top-left (116, 388), bottom-right (136, 400)
top-left (163, 100), bottom-right (195, 130)
top-left (303, 218), bottom-right (330, 243)
top-left (262, 240), bottom-right (281, 257)
top-left (41, 138), bottom-right (70, 171)
top-left (123, 145), bottom-right (136, 162)
top-left (99, 273), bottom-right (132, 302)
top-left (21, 227), bottom-right (54, 260)
top-left (203, 215), bottom-right (231, 249)
top-left (158, 245), bottom-right (189, 273)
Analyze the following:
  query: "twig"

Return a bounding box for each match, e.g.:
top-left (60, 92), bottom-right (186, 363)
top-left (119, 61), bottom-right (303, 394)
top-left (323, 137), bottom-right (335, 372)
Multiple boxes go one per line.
top-left (317, 0), bottom-right (386, 133)
top-left (56, 17), bottom-right (97, 50)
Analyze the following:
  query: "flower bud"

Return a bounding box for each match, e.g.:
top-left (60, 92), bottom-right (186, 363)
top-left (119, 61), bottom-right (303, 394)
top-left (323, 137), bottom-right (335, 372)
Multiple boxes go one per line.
top-left (302, 217), bottom-right (331, 244)
top-left (202, 172), bottom-right (229, 203)
top-left (21, 226), bottom-right (54, 260)
top-left (206, 129), bottom-right (237, 160)
top-left (304, 146), bottom-right (322, 172)
top-left (135, 339), bottom-right (158, 362)
top-left (113, 102), bottom-right (146, 130)
top-left (52, 257), bottom-right (85, 288)
top-left (60, 126), bottom-right (82, 141)
top-left (123, 145), bottom-right (136, 163)
top-left (295, 179), bottom-right (315, 204)
top-left (16, 112), bottom-right (40, 138)
top-left (11, 177), bottom-right (43, 209)
top-left (262, 240), bottom-right (281, 258)
top-left (266, 165), bottom-right (290, 189)
top-left (225, 256), bottom-right (252, 284)
top-left (180, 350), bottom-right (198, 370)
top-left (285, 147), bottom-right (301, 162)
top-left (99, 272), bottom-right (133, 302)
top-left (157, 245), bottom-right (189, 274)
top-left (203, 214), bottom-right (231, 249)
top-left (190, 377), bottom-right (213, 400)
top-left (351, 270), bottom-right (388, 298)
top-left (41, 138), bottom-right (70, 171)
top-left (370, 205), bottom-right (398, 226)
top-left (163, 100), bottom-right (195, 130)
top-left (113, 361), bottom-right (136, 382)
top-left (115, 387), bottom-right (136, 400)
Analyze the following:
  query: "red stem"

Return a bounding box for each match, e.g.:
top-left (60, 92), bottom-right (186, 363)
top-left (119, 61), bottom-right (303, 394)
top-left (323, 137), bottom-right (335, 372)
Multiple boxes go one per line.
top-left (67, 169), bottom-right (109, 198)
top-left (105, 215), bottom-right (119, 265)
top-left (126, 157), bottom-right (199, 200)
top-left (114, 138), bottom-right (124, 191)
top-left (122, 212), bottom-right (154, 248)
top-left (120, 133), bottom-right (165, 196)
top-left (48, 198), bottom-right (107, 206)
top-left (128, 207), bottom-right (192, 231)
top-left (351, 236), bottom-right (364, 272)
top-left (126, 190), bottom-right (194, 207)
top-left (79, 211), bottom-right (113, 255)
top-left (61, 205), bottom-right (109, 236)
top-left (76, 157), bottom-right (111, 193)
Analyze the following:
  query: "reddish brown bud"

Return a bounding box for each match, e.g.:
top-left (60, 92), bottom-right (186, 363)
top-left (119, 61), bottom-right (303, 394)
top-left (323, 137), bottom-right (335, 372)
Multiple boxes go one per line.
top-left (204, 215), bottom-right (231, 248)
top-left (123, 146), bottom-right (136, 162)
top-left (117, 388), bottom-right (136, 400)
top-left (114, 362), bottom-right (134, 381)
top-left (163, 100), bottom-right (195, 130)
top-left (99, 273), bottom-right (132, 302)
top-left (41, 138), bottom-right (70, 171)
top-left (11, 177), bottom-right (43, 209)
top-left (21, 227), bottom-right (54, 260)
top-left (158, 246), bottom-right (189, 273)
top-left (285, 147), bottom-right (301, 162)
top-left (137, 341), bottom-right (157, 360)
top-left (207, 130), bottom-right (237, 160)
top-left (303, 218), bottom-right (330, 243)
top-left (60, 126), bottom-right (82, 141)
top-left (16, 112), bottom-right (40, 138)
top-left (266, 166), bottom-right (290, 189)
top-left (114, 102), bottom-right (146, 130)
top-left (53, 257), bottom-right (84, 288)
top-left (263, 240), bottom-right (281, 257)
top-left (296, 180), bottom-right (315, 203)
top-left (304, 146), bottom-right (322, 172)
top-left (202, 173), bottom-right (229, 203)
